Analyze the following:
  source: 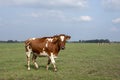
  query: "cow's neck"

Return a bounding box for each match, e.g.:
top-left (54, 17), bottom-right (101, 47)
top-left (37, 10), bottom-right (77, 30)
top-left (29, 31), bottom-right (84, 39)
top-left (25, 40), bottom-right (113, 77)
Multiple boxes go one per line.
top-left (56, 41), bottom-right (61, 51)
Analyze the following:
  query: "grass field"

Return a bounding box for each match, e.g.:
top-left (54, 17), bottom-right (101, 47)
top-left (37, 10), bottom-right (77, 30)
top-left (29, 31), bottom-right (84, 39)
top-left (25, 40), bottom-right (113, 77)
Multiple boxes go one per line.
top-left (0, 43), bottom-right (120, 80)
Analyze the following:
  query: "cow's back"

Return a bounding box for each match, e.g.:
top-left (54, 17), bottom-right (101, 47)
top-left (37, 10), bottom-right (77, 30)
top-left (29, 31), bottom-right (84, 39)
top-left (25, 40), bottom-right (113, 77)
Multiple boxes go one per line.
top-left (29, 38), bottom-right (47, 54)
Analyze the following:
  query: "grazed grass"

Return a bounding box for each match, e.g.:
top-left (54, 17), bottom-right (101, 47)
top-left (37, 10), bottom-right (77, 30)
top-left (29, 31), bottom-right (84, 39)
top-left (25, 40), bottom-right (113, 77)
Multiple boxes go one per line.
top-left (0, 43), bottom-right (120, 80)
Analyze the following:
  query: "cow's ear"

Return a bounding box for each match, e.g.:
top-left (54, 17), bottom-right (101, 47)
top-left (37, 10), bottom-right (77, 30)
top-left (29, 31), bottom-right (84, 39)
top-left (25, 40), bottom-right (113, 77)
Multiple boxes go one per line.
top-left (66, 35), bottom-right (71, 40)
top-left (52, 37), bottom-right (58, 43)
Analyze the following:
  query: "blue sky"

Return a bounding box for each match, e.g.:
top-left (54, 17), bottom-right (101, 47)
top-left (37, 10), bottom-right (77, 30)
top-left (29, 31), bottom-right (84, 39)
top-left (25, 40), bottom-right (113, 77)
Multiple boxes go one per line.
top-left (0, 0), bottom-right (120, 41)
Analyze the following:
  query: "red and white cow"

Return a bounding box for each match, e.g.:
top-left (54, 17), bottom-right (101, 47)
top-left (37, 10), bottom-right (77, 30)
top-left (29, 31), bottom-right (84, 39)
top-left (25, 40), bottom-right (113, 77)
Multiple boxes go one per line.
top-left (25, 34), bottom-right (71, 71)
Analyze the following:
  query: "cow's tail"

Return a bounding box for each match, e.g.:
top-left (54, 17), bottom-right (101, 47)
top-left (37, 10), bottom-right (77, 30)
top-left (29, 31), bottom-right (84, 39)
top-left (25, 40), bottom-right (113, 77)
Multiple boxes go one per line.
top-left (25, 39), bottom-right (33, 53)
top-left (25, 40), bottom-right (31, 47)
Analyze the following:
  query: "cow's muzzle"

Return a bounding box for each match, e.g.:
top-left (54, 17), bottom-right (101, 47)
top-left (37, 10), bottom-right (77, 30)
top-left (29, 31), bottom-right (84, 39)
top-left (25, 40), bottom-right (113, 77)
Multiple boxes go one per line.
top-left (61, 47), bottom-right (65, 50)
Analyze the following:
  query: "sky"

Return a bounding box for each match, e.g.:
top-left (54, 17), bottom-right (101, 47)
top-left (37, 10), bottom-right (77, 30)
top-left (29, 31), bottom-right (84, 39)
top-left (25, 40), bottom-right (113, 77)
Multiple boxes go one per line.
top-left (0, 0), bottom-right (120, 41)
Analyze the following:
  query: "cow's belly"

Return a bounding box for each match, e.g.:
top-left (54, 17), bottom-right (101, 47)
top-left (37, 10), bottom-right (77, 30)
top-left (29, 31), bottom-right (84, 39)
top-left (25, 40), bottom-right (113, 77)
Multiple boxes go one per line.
top-left (34, 51), bottom-right (58, 58)
top-left (33, 51), bottom-right (48, 57)
top-left (39, 51), bottom-right (48, 57)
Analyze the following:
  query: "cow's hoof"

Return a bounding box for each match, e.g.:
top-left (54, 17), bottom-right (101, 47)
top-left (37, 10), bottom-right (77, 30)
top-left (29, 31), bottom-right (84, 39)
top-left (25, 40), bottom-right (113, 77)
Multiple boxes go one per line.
top-left (35, 66), bottom-right (39, 69)
top-left (46, 66), bottom-right (49, 70)
top-left (28, 68), bottom-right (30, 70)
top-left (54, 69), bottom-right (57, 72)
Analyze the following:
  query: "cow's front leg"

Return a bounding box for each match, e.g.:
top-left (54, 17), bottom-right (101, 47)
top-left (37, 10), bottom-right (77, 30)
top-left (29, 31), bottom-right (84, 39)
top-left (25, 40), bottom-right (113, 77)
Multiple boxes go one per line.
top-left (46, 57), bottom-right (51, 70)
top-left (50, 53), bottom-right (57, 72)
top-left (32, 54), bottom-right (38, 69)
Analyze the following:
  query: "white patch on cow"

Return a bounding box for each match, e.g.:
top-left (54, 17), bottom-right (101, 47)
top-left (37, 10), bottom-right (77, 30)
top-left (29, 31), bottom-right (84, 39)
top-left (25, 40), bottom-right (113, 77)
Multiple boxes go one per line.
top-left (46, 41), bottom-right (48, 47)
top-left (26, 46), bottom-right (32, 57)
top-left (47, 38), bottom-right (53, 42)
top-left (32, 38), bottom-right (36, 40)
top-left (60, 36), bottom-right (65, 42)
top-left (26, 52), bottom-right (31, 57)
top-left (43, 48), bottom-right (45, 50)
top-left (40, 51), bottom-right (48, 57)
top-left (29, 38), bottom-right (36, 40)
top-left (50, 53), bottom-right (55, 64)
top-left (27, 46), bottom-right (32, 52)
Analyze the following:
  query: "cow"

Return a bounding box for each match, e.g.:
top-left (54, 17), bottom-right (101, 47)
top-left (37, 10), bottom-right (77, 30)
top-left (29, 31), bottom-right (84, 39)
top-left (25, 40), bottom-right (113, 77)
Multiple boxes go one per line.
top-left (25, 34), bottom-right (71, 71)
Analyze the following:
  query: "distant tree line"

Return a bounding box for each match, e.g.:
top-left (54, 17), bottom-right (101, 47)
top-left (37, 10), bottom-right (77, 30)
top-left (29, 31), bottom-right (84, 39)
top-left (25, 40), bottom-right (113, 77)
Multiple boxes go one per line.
top-left (79, 39), bottom-right (110, 43)
top-left (69, 39), bottom-right (112, 43)
top-left (0, 40), bottom-right (23, 43)
top-left (0, 39), bottom-right (120, 43)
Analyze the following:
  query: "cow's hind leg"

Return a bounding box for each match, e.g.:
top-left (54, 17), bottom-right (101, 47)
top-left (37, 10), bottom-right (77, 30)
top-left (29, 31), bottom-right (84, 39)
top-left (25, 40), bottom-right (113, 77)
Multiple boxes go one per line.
top-left (32, 54), bottom-right (38, 69)
top-left (50, 53), bottom-right (57, 72)
top-left (26, 51), bottom-right (31, 70)
top-left (25, 46), bottom-right (32, 70)
top-left (46, 57), bottom-right (51, 70)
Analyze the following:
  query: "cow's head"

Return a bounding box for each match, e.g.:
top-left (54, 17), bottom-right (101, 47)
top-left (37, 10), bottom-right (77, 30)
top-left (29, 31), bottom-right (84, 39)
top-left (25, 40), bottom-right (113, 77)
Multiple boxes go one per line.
top-left (54, 34), bottom-right (71, 50)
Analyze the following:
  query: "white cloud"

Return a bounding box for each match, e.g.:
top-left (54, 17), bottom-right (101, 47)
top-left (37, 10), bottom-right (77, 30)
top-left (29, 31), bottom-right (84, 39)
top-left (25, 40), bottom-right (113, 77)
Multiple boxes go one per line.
top-left (48, 0), bottom-right (88, 8)
top-left (73, 16), bottom-right (92, 22)
top-left (0, 0), bottom-right (88, 9)
top-left (22, 10), bottom-right (92, 23)
top-left (112, 18), bottom-right (120, 23)
top-left (80, 16), bottom-right (92, 21)
top-left (102, 0), bottom-right (120, 10)
top-left (0, 0), bottom-right (38, 5)
top-left (22, 10), bottom-right (67, 21)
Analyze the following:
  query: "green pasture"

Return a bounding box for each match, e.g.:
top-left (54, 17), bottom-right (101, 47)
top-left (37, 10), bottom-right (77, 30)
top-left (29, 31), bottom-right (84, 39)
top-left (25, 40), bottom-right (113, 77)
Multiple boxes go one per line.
top-left (0, 43), bottom-right (120, 80)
